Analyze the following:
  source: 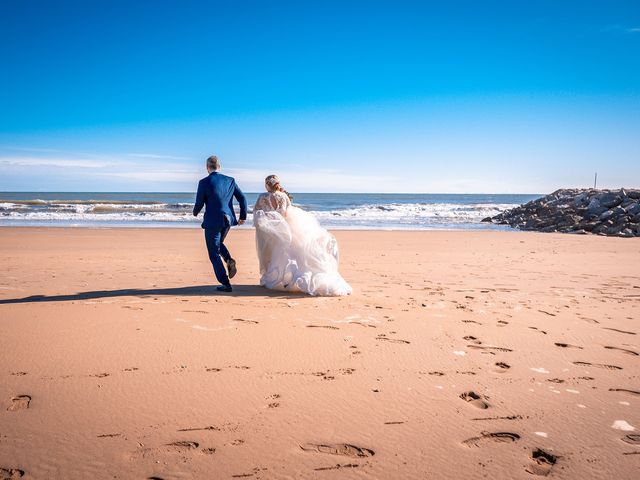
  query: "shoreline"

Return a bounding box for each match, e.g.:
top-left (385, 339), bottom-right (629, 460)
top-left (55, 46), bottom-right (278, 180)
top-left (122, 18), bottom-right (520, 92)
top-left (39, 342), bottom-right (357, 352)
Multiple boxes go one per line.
top-left (0, 224), bottom-right (519, 232)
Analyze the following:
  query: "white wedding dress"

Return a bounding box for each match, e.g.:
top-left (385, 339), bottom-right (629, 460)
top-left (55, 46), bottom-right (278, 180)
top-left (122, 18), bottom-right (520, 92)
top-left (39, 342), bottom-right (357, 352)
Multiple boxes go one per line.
top-left (253, 191), bottom-right (352, 296)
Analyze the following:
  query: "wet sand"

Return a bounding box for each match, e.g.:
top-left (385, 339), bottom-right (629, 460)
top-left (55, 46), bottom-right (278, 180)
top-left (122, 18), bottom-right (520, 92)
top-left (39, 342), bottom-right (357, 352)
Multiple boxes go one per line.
top-left (0, 228), bottom-right (638, 479)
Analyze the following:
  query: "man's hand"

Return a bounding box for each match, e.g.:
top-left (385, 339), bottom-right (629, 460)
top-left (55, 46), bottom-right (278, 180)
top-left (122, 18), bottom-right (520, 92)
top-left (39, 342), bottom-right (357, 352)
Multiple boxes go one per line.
top-left (238, 219), bottom-right (245, 225)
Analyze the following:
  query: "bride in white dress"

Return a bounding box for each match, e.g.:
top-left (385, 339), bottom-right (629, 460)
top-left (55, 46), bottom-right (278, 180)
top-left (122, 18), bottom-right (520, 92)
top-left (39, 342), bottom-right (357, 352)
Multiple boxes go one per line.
top-left (253, 175), bottom-right (352, 296)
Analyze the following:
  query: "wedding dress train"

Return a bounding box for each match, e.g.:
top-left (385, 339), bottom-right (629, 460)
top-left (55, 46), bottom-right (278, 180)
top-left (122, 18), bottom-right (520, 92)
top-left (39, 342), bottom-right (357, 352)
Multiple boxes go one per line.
top-left (253, 191), bottom-right (352, 296)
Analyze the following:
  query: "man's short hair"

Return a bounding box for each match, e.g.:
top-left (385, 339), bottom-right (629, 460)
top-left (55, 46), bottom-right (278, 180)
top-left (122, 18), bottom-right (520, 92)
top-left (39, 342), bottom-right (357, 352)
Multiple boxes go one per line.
top-left (206, 155), bottom-right (220, 171)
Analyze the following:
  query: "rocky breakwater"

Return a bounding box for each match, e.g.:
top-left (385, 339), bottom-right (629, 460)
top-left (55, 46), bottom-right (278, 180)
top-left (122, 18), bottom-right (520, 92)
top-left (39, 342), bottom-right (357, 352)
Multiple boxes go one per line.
top-left (484, 188), bottom-right (640, 237)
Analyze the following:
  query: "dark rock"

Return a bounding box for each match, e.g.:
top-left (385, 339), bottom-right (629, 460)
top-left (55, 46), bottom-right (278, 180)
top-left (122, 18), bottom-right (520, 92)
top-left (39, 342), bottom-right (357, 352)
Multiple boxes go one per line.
top-left (488, 188), bottom-right (640, 237)
top-left (611, 205), bottom-right (626, 216)
top-left (481, 216), bottom-right (492, 223)
top-left (592, 224), bottom-right (609, 234)
top-left (587, 198), bottom-right (601, 210)
top-left (599, 210), bottom-right (615, 222)
top-left (599, 192), bottom-right (623, 208)
top-left (607, 223), bottom-right (626, 235)
top-left (573, 192), bottom-right (589, 206)
top-left (626, 203), bottom-right (640, 216)
top-left (578, 221), bottom-right (598, 232)
top-left (585, 210), bottom-right (606, 220)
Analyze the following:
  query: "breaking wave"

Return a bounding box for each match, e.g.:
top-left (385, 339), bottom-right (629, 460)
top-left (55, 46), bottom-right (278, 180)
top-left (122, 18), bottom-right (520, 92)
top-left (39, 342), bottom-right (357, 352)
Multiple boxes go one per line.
top-left (0, 197), bottom-right (523, 230)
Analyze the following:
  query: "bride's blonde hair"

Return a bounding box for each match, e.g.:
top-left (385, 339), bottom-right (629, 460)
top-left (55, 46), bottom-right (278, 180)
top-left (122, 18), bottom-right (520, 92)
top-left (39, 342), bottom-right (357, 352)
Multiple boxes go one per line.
top-left (265, 175), bottom-right (293, 201)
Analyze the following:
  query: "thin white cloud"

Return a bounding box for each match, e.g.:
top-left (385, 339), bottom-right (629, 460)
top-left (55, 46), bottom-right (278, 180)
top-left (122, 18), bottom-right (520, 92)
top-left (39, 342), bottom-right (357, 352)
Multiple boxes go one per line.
top-left (0, 150), bottom-right (549, 193)
top-left (126, 153), bottom-right (192, 160)
top-left (94, 170), bottom-right (199, 183)
top-left (0, 156), bottom-right (112, 168)
top-left (76, 165), bottom-right (405, 191)
top-left (1, 146), bottom-right (70, 154)
top-left (601, 24), bottom-right (640, 34)
top-left (224, 167), bottom-right (404, 192)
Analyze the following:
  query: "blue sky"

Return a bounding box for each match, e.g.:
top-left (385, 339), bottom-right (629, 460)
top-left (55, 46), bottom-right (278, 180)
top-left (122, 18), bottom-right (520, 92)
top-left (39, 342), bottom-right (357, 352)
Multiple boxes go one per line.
top-left (1, 0), bottom-right (639, 193)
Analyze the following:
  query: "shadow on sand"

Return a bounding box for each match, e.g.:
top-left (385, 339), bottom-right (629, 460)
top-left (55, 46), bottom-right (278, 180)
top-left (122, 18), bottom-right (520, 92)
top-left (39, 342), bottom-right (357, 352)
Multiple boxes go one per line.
top-left (0, 284), bottom-right (305, 305)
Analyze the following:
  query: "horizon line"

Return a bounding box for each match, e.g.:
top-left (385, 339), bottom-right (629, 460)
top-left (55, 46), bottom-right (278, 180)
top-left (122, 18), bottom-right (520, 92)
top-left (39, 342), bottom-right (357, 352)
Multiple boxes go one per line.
top-left (0, 187), bottom-right (544, 195)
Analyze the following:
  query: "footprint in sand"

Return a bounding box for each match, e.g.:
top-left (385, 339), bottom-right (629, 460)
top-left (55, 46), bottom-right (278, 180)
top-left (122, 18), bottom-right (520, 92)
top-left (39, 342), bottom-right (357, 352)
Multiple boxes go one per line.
top-left (300, 443), bottom-right (375, 458)
top-left (525, 448), bottom-right (557, 476)
top-left (306, 325), bottom-right (339, 330)
top-left (529, 327), bottom-right (547, 335)
top-left (167, 441), bottom-right (199, 449)
top-left (7, 396), bottom-right (30, 411)
top-left (609, 388), bottom-right (640, 397)
top-left (580, 317), bottom-right (599, 324)
top-left (314, 464), bottom-right (359, 471)
top-left (494, 362), bottom-right (511, 373)
top-left (131, 441), bottom-right (211, 460)
top-left (467, 345), bottom-right (513, 353)
top-left (463, 336), bottom-right (482, 344)
top-left (177, 426), bottom-right (220, 432)
top-left (554, 342), bottom-right (583, 349)
top-left (471, 415), bottom-right (523, 421)
top-left (462, 432), bottom-right (520, 447)
top-left (621, 434), bottom-right (640, 445)
top-left (601, 327), bottom-right (636, 336)
top-left (459, 391), bottom-right (490, 409)
top-left (233, 318), bottom-right (259, 324)
top-left (573, 361), bottom-right (622, 370)
top-left (604, 346), bottom-right (638, 356)
top-left (376, 335), bottom-right (410, 344)
top-left (0, 469), bottom-right (24, 479)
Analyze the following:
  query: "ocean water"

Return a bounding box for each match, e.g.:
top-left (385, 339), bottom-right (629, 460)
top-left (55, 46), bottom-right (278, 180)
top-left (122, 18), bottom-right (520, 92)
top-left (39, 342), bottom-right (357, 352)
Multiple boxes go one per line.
top-left (0, 192), bottom-right (540, 230)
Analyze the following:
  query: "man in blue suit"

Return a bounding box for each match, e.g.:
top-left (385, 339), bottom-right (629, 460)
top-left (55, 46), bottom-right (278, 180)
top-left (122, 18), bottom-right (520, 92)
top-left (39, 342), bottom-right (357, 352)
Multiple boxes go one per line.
top-left (193, 155), bottom-right (247, 292)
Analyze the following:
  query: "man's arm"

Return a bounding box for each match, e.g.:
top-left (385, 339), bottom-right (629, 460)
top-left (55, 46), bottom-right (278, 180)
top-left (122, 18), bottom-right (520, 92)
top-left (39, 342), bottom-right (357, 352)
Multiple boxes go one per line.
top-left (233, 181), bottom-right (247, 224)
top-left (193, 180), bottom-right (205, 216)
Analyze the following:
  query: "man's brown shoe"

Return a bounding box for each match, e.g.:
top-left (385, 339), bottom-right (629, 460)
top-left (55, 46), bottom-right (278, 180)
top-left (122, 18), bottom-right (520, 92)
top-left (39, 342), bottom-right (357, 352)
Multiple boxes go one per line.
top-left (227, 258), bottom-right (237, 279)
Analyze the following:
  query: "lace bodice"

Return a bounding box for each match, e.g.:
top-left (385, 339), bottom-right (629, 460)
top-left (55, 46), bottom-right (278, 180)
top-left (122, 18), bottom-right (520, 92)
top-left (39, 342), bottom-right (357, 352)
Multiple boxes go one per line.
top-left (254, 191), bottom-right (291, 215)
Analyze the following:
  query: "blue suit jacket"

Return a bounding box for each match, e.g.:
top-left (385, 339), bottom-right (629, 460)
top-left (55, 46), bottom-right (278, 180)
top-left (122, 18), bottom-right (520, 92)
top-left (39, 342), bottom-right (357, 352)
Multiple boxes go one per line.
top-left (193, 172), bottom-right (247, 229)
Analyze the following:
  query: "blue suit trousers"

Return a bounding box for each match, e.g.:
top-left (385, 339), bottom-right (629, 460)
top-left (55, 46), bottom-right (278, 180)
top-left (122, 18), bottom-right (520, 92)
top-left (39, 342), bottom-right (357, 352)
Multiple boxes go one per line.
top-left (204, 225), bottom-right (232, 286)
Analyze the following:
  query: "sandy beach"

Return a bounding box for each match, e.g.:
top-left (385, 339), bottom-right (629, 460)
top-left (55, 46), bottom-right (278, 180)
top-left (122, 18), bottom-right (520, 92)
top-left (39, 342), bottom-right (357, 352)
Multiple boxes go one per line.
top-left (0, 227), bottom-right (638, 479)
